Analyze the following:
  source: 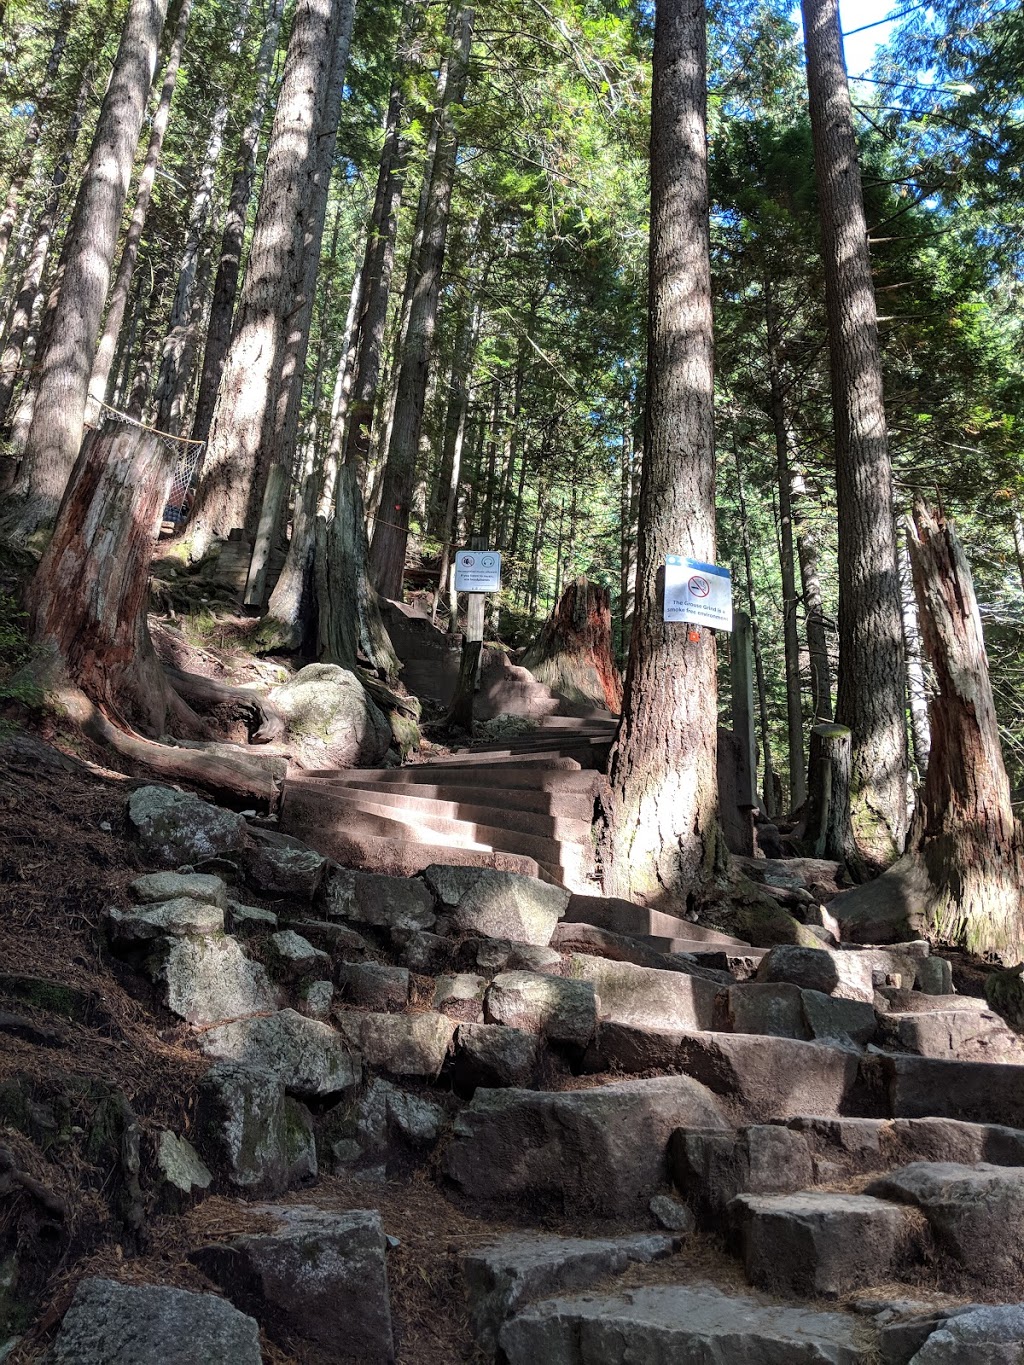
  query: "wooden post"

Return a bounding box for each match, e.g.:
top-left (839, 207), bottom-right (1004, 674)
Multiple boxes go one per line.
top-left (731, 611), bottom-right (758, 808)
top-left (464, 532), bottom-right (486, 685)
top-left (243, 462), bottom-right (288, 607)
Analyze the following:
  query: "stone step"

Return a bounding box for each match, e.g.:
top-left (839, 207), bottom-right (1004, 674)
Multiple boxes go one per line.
top-left (499, 1284), bottom-right (877, 1364)
top-left (870, 1052), bottom-right (1024, 1129)
top-left (283, 783), bottom-right (594, 844)
top-left (876, 1006), bottom-right (1024, 1064)
top-left (731, 1189), bottom-right (923, 1298)
top-left (303, 761), bottom-right (596, 787)
top-left (564, 894), bottom-right (745, 944)
top-left (568, 953), bottom-right (720, 1032)
top-left (318, 777), bottom-right (597, 820)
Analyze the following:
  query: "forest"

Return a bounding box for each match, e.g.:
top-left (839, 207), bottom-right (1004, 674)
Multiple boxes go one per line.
top-left (0, 0), bottom-right (1020, 931)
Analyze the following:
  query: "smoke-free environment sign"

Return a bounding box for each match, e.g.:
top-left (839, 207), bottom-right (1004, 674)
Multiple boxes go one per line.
top-left (664, 554), bottom-right (733, 630)
top-left (454, 549), bottom-right (502, 593)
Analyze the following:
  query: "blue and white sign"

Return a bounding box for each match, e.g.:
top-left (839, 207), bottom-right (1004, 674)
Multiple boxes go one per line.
top-left (664, 555), bottom-right (732, 630)
top-left (455, 549), bottom-right (502, 593)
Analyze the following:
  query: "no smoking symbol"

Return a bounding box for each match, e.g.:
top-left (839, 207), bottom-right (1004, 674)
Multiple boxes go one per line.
top-left (688, 575), bottom-right (710, 598)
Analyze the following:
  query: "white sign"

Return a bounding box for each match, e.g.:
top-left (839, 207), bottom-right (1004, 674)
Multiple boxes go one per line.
top-left (664, 555), bottom-right (733, 631)
top-left (454, 549), bottom-right (502, 593)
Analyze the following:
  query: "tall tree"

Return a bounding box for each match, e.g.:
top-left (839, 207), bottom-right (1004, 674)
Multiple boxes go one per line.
top-left (801, 0), bottom-right (909, 866)
top-left (2, 0), bottom-right (171, 540)
top-left (600, 0), bottom-right (720, 905)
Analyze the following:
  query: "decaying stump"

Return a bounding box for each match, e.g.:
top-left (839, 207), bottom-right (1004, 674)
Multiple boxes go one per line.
top-left (315, 463), bottom-right (399, 682)
top-left (521, 576), bottom-right (623, 712)
top-left (834, 503), bottom-right (1024, 958)
top-left (800, 723), bottom-right (860, 870)
top-left (22, 421), bottom-right (280, 807)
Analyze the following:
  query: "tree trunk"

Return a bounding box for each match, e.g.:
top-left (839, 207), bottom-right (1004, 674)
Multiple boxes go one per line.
top-left (792, 459), bottom-right (833, 721)
top-left (733, 432), bottom-right (776, 814)
top-left (85, 0), bottom-right (193, 428)
top-left (801, 722), bottom-right (859, 865)
top-left (185, 0), bottom-right (344, 559)
top-left (3, 0), bottom-right (171, 539)
top-left (521, 577), bottom-right (623, 713)
top-left (189, 0), bottom-right (285, 446)
top-left (802, 0), bottom-right (908, 867)
top-left (600, 0), bottom-right (720, 907)
top-left (900, 527), bottom-right (931, 776)
top-left (368, 4), bottom-right (474, 598)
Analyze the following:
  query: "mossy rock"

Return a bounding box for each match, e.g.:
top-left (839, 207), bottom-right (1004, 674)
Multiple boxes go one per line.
top-left (728, 874), bottom-right (822, 949)
top-left (388, 710), bottom-right (421, 759)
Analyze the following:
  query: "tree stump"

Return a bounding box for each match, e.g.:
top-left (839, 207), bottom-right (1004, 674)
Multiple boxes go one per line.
top-left (521, 576), bottom-right (623, 713)
top-left (801, 722), bottom-right (859, 868)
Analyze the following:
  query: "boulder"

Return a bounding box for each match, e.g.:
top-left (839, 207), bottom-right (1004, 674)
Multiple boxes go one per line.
top-left (127, 786), bottom-right (247, 867)
top-left (434, 973), bottom-right (487, 1021)
top-left (455, 1022), bottom-right (541, 1089)
top-left (443, 1075), bottom-right (728, 1216)
top-left (462, 1232), bottom-right (677, 1353)
top-left (321, 867), bottom-right (436, 933)
top-left (192, 1205), bottom-right (393, 1361)
top-left (338, 1011), bottom-right (455, 1078)
top-left (355, 1078), bottom-right (447, 1153)
top-left (731, 1190), bottom-right (922, 1298)
top-left (106, 897), bottom-right (224, 944)
top-left (129, 872), bottom-right (226, 906)
top-left (871, 1053), bottom-right (1024, 1129)
top-left (147, 935), bottom-right (279, 1027)
top-left (485, 971), bottom-right (597, 1046)
top-left (727, 983), bottom-right (807, 1039)
top-left (47, 1277), bottom-right (260, 1364)
top-left (200, 1009), bottom-right (361, 1098)
top-left (425, 864), bottom-right (569, 946)
top-left (866, 1161), bottom-right (1024, 1290)
top-left (270, 663), bottom-right (391, 769)
top-left (914, 957), bottom-right (954, 995)
top-left (672, 1124), bottom-right (815, 1221)
top-left (911, 1304), bottom-right (1024, 1364)
top-left (499, 1283), bottom-right (875, 1364)
top-left (196, 1061), bottom-right (317, 1193)
top-left (649, 1193), bottom-right (695, 1232)
top-left (265, 930), bottom-right (331, 982)
top-left (243, 841), bottom-right (326, 901)
top-left (801, 991), bottom-right (877, 1046)
top-left (284, 917), bottom-right (369, 956)
top-left (337, 963), bottom-right (410, 1012)
top-left (569, 954), bottom-right (719, 1032)
top-left (877, 1007), bottom-right (1024, 1063)
top-left (507, 942), bottom-right (562, 973)
top-left (757, 945), bottom-right (874, 1003)
top-left (828, 866), bottom-right (929, 944)
top-left (298, 979), bottom-right (333, 1020)
top-left (227, 901), bottom-right (279, 934)
top-left (393, 929), bottom-right (449, 973)
top-left (154, 1130), bottom-right (212, 1202)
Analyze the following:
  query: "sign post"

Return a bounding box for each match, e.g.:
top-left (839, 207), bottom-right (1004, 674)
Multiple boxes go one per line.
top-left (454, 545), bottom-right (501, 692)
top-left (663, 555), bottom-right (733, 631)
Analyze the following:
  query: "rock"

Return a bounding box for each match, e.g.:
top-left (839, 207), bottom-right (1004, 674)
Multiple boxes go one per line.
top-left (46, 1277), bottom-right (261, 1364)
top-left (586, 1026), bottom-right (863, 1123)
top-left (462, 1232), bottom-right (677, 1353)
top-left (911, 1304), bottom-right (1024, 1363)
top-left (196, 1061), bottom-right (317, 1193)
top-left (425, 865), bottom-right (570, 946)
top-left (298, 980), bottom-right (333, 1019)
top-left (227, 901), bottom-right (279, 934)
top-left (727, 982), bottom-right (808, 1039)
top-left (155, 1130), bottom-right (212, 1200)
top-left (877, 1007), bottom-right (1024, 1063)
top-left (284, 917), bottom-right (369, 956)
top-left (192, 1205), bottom-right (393, 1361)
top-left (757, 945), bottom-right (875, 1003)
top-left (801, 990), bottom-right (877, 1046)
top-left (321, 867), bottom-right (436, 932)
top-left (106, 897), bottom-right (224, 944)
top-left (866, 1161), bottom-right (1024, 1290)
top-left (337, 963), bottom-right (410, 1012)
top-left (649, 1194), bottom-right (695, 1233)
top-left (454, 1023), bottom-right (540, 1089)
top-left (265, 930), bottom-right (331, 982)
top-left (338, 1011), bottom-right (454, 1078)
top-left (147, 935), bottom-right (279, 1026)
top-left (201, 1009), bottom-right (361, 1098)
top-left (569, 954), bottom-right (719, 1032)
top-left (127, 787), bottom-right (247, 867)
top-left (434, 973), bottom-right (487, 1021)
top-left (271, 663), bottom-right (391, 769)
top-left (243, 841), bottom-right (326, 901)
top-left (443, 1075), bottom-right (728, 1216)
top-left (828, 866), bottom-right (930, 944)
top-left (485, 971), bottom-right (597, 1046)
top-left (394, 930), bottom-right (448, 973)
top-left (914, 958), bottom-right (954, 995)
top-left (129, 872), bottom-right (226, 906)
top-left (465, 937), bottom-right (512, 972)
top-left (507, 943), bottom-right (562, 972)
top-left (731, 1190), bottom-right (921, 1298)
top-left (672, 1124), bottom-right (815, 1220)
top-left (499, 1283), bottom-right (875, 1364)
top-left (872, 1053), bottom-right (1024, 1129)
top-left (355, 1078), bottom-right (446, 1152)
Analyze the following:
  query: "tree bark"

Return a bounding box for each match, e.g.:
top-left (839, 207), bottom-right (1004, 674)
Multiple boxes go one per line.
top-left (792, 459), bottom-right (833, 721)
top-left (801, 722), bottom-right (859, 865)
top-left (600, 0), bottom-right (720, 907)
top-left (733, 432), bottom-right (776, 814)
top-left (3, 0), bottom-right (171, 540)
top-left (84, 0), bottom-right (193, 428)
top-left (521, 577), bottom-right (623, 713)
top-left (802, 0), bottom-right (908, 867)
top-left (368, 4), bottom-right (474, 598)
top-left (899, 527), bottom-right (931, 775)
top-left (185, 0), bottom-right (345, 560)
top-left (189, 0), bottom-right (285, 446)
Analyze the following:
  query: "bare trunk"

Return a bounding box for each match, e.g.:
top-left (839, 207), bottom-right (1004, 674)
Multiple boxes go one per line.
top-left (900, 526), bottom-right (930, 776)
top-left (600, 0), bottom-right (719, 907)
top-left (733, 434), bottom-right (776, 814)
top-left (3, 0), bottom-right (170, 539)
top-left (802, 0), bottom-right (908, 866)
top-left (521, 577), bottom-right (623, 713)
top-left (85, 0), bottom-right (193, 427)
top-left (792, 460), bottom-right (833, 721)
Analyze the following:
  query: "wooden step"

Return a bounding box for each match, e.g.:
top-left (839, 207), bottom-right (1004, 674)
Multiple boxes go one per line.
top-left (312, 776), bottom-right (596, 820)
